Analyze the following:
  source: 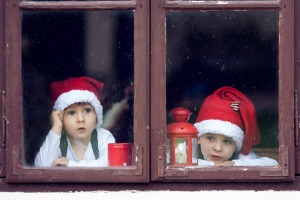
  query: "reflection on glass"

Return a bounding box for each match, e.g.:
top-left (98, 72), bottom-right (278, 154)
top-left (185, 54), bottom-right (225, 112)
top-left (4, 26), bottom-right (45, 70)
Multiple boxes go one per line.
top-left (192, 138), bottom-right (197, 164)
top-left (166, 11), bottom-right (279, 165)
top-left (22, 10), bottom-right (134, 166)
top-left (166, 137), bottom-right (171, 164)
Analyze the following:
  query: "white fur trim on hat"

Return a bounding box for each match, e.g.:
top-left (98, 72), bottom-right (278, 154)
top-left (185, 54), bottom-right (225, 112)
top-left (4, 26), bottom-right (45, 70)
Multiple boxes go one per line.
top-left (194, 119), bottom-right (244, 151)
top-left (53, 90), bottom-right (103, 128)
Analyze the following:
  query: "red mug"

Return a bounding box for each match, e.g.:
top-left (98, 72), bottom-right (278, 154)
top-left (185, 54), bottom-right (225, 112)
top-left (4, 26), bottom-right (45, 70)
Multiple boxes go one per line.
top-left (108, 143), bottom-right (132, 166)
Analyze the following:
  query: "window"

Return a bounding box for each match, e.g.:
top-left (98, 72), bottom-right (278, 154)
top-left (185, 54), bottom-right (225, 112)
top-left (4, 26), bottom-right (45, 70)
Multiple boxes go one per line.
top-left (151, 0), bottom-right (294, 181)
top-left (5, 0), bottom-right (149, 182)
top-left (2, 0), bottom-right (297, 185)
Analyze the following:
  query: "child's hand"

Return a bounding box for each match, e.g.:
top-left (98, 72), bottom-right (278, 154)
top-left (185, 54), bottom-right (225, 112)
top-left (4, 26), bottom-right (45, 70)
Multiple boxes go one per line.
top-left (50, 110), bottom-right (63, 135)
top-left (52, 157), bottom-right (69, 166)
top-left (214, 161), bottom-right (235, 166)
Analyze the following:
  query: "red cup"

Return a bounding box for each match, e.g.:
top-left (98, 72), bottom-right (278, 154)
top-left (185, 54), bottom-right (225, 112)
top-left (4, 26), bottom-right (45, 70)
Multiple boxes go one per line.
top-left (108, 143), bottom-right (132, 166)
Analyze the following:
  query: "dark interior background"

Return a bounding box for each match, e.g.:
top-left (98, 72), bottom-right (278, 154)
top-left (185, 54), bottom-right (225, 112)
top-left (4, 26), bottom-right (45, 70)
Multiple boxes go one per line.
top-left (22, 10), bottom-right (278, 165)
top-left (166, 11), bottom-right (278, 152)
top-left (22, 10), bottom-right (134, 165)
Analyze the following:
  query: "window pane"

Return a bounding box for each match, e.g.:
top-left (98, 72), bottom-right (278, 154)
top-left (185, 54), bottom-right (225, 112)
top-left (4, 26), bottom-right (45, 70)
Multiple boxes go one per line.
top-left (22, 10), bottom-right (134, 166)
top-left (166, 11), bottom-right (279, 165)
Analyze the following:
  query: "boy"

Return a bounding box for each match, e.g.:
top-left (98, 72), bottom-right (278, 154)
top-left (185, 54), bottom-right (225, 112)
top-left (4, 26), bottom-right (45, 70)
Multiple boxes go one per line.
top-left (194, 86), bottom-right (278, 166)
top-left (35, 76), bottom-right (115, 167)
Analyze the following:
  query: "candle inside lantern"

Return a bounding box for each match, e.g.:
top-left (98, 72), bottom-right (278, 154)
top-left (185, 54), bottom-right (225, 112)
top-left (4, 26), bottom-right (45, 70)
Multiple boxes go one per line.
top-left (175, 142), bottom-right (187, 164)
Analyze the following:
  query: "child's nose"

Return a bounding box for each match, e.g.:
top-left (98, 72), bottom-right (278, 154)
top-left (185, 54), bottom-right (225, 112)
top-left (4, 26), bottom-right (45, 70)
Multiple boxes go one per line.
top-left (77, 112), bottom-right (85, 122)
top-left (213, 141), bottom-right (223, 152)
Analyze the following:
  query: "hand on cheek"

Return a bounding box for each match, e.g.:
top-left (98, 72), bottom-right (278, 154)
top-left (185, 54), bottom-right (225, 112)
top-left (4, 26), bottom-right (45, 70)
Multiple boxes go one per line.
top-left (50, 110), bottom-right (64, 135)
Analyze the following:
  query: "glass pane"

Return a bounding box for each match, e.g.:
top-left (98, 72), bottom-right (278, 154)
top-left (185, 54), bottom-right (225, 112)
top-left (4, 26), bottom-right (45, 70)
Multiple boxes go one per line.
top-left (166, 11), bottom-right (279, 166)
top-left (22, 10), bottom-right (134, 166)
top-left (166, 137), bottom-right (171, 164)
top-left (192, 138), bottom-right (197, 164)
top-left (174, 138), bottom-right (188, 164)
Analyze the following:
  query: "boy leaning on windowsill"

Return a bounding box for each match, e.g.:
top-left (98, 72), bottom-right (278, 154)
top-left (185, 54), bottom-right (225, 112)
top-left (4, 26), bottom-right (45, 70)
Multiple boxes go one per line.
top-left (35, 76), bottom-right (115, 167)
top-left (194, 86), bottom-right (278, 167)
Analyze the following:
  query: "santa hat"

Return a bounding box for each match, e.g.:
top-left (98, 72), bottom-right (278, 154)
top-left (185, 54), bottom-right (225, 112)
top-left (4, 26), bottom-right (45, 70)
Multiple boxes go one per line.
top-left (194, 86), bottom-right (260, 155)
top-left (50, 76), bottom-right (104, 128)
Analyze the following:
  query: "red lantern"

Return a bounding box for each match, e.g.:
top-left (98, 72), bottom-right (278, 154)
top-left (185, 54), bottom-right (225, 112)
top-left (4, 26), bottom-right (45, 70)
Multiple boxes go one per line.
top-left (167, 107), bottom-right (198, 166)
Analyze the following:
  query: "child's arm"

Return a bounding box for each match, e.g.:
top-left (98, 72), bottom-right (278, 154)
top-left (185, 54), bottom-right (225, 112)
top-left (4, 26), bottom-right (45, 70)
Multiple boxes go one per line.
top-left (35, 110), bottom-right (63, 167)
top-left (232, 150), bottom-right (279, 166)
top-left (198, 151), bottom-right (279, 167)
top-left (214, 161), bottom-right (235, 166)
top-left (34, 130), bottom-right (62, 167)
top-left (198, 159), bottom-right (214, 166)
top-left (198, 159), bottom-right (234, 166)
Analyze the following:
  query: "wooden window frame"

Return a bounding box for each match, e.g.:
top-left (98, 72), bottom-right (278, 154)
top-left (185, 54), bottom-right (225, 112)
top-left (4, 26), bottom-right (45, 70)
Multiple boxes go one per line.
top-left (4, 0), bottom-right (150, 183)
top-left (295, 0), bottom-right (300, 176)
top-left (151, 0), bottom-right (295, 182)
top-left (0, 0), bottom-right (5, 179)
top-left (2, 0), bottom-right (298, 185)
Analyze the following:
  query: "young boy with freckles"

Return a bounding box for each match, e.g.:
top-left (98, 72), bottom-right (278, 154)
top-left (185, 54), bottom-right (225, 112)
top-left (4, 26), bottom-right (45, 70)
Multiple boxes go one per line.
top-left (194, 86), bottom-right (278, 166)
top-left (35, 76), bottom-right (115, 167)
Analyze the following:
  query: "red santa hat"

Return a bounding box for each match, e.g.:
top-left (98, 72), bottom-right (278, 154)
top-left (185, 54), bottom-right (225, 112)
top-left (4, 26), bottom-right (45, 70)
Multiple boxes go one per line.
top-left (194, 86), bottom-right (260, 155)
top-left (50, 76), bottom-right (104, 128)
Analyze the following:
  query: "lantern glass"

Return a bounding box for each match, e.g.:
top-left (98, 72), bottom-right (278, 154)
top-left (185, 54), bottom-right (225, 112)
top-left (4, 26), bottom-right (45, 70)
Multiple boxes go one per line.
top-left (166, 137), bottom-right (171, 164)
top-left (175, 138), bottom-right (188, 164)
top-left (192, 138), bottom-right (198, 164)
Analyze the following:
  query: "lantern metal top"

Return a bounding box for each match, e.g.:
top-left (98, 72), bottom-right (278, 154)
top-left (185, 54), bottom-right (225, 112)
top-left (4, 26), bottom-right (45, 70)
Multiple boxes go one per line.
top-left (167, 107), bottom-right (198, 136)
top-left (169, 107), bottom-right (191, 122)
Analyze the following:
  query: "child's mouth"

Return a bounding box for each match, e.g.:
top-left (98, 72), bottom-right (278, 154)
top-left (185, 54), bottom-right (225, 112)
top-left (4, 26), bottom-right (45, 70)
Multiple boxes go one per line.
top-left (210, 155), bottom-right (222, 161)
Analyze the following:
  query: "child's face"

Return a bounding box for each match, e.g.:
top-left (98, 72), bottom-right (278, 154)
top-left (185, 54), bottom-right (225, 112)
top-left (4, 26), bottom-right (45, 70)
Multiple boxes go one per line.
top-left (199, 133), bottom-right (237, 163)
top-left (62, 103), bottom-right (97, 142)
